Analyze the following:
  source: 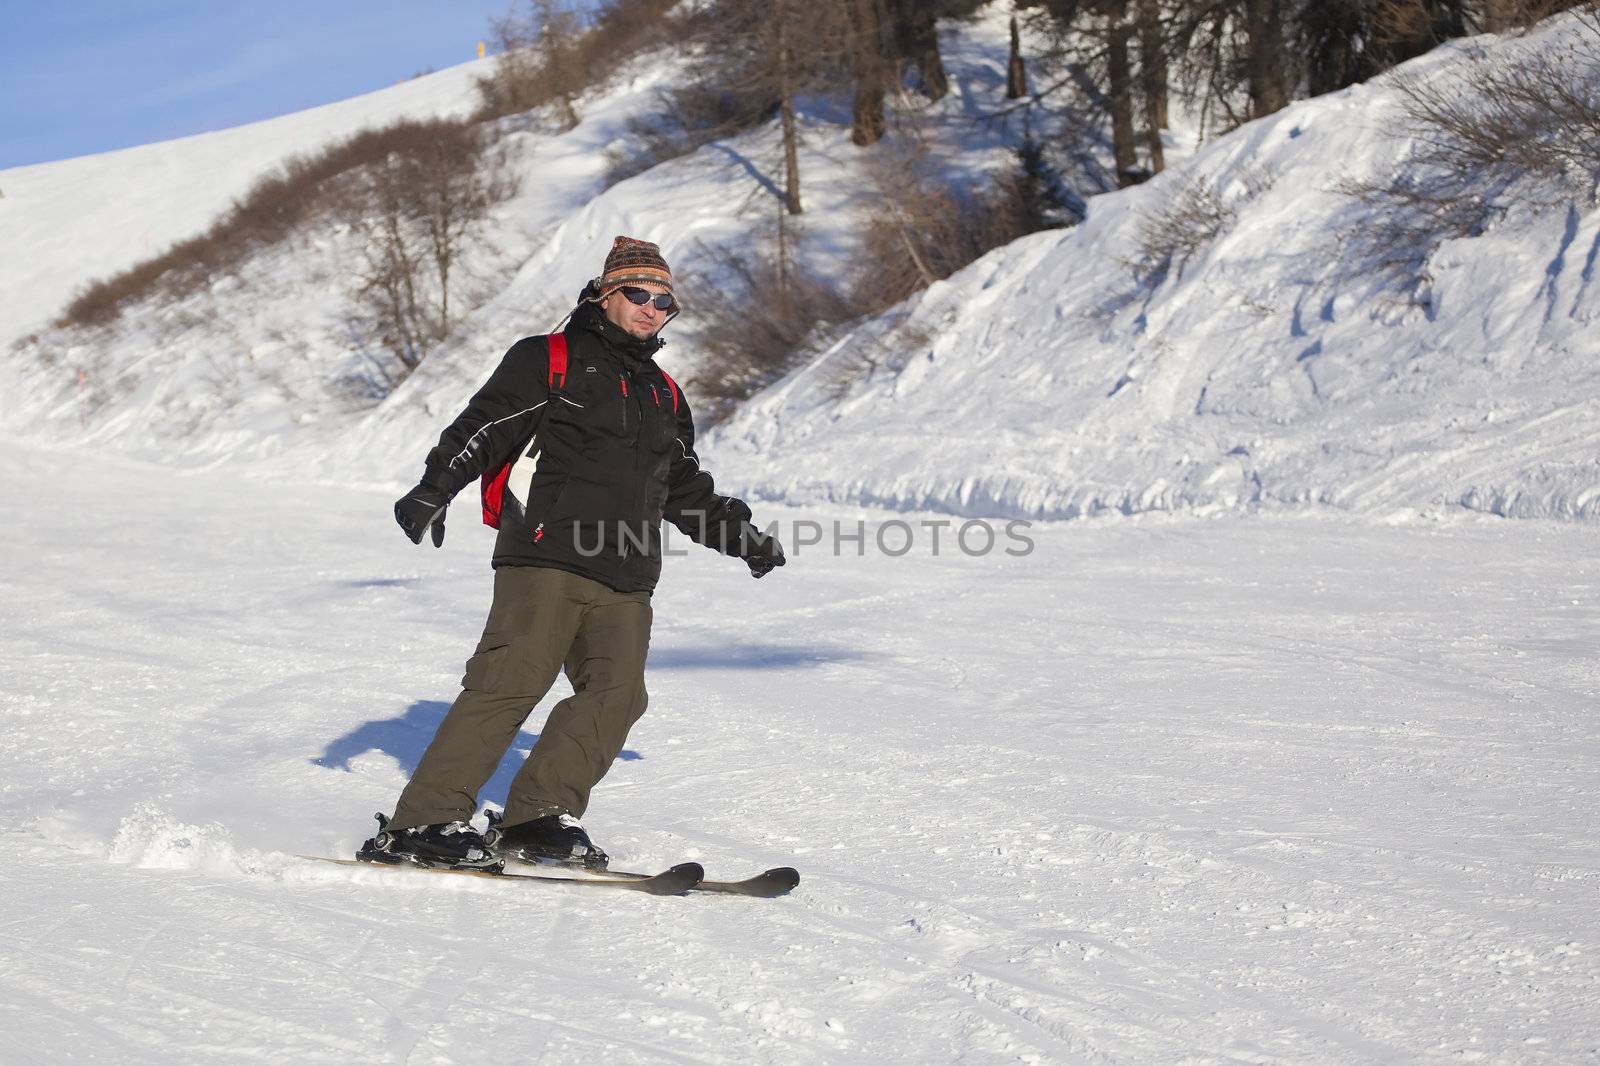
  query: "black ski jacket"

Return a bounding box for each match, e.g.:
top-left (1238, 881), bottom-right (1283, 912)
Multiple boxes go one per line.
top-left (418, 302), bottom-right (761, 593)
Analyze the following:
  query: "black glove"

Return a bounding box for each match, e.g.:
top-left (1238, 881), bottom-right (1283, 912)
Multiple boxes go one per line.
top-left (744, 531), bottom-right (786, 579)
top-left (394, 481), bottom-right (450, 547)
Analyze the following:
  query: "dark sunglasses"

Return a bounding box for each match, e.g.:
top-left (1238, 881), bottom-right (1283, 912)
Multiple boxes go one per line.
top-left (618, 285), bottom-right (676, 312)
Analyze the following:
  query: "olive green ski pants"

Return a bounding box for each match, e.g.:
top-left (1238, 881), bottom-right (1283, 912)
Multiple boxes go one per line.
top-left (388, 565), bottom-right (651, 832)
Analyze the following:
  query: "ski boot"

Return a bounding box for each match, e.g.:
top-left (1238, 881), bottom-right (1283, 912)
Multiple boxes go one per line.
top-left (356, 813), bottom-right (503, 872)
top-left (485, 809), bottom-right (609, 869)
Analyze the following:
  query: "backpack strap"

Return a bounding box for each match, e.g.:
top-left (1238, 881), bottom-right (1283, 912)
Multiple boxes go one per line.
top-left (481, 332), bottom-right (567, 529)
top-left (547, 332), bottom-right (567, 392)
top-left (658, 367), bottom-right (680, 415)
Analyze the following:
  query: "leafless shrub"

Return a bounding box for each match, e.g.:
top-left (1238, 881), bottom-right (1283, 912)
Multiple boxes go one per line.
top-left (606, 0), bottom-right (859, 205)
top-left (1398, 24), bottom-right (1600, 189)
top-left (1337, 15), bottom-right (1600, 295)
top-left (332, 121), bottom-right (520, 381)
top-left (853, 187), bottom-right (1022, 311)
top-left (1130, 175), bottom-right (1234, 283)
top-left (677, 139), bottom-right (1067, 419)
top-left (1382, 0), bottom-right (1593, 38)
top-left (849, 132), bottom-right (1038, 312)
top-left (56, 119), bottom-right (498, 330)
top-left (678, 225), bottom-right (860, 424)
top-left (474, 0), bottom-right (689, 126)
top-left (476, 0), bottom-right (588, 127)
top-left (588, 0), bottom-right (689, 56)
top-left (603, 83), bottom-right (771, 186)
top-left (1128, 164), bottom-right (1273, 285)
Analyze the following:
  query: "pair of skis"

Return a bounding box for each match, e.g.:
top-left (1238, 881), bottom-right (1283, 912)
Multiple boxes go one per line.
top-left (506, 857), bottom-right (800, 897)
top-left (305, 855), bottom-right (799, 898)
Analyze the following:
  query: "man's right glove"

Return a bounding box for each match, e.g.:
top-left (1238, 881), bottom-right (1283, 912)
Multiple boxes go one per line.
top-left (744, 531), bottom-right (786, 579)
top-left (394, 481), bottom-right (450, 547)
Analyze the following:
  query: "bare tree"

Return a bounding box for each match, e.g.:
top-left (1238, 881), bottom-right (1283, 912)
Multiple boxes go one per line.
top-left (1241, 0), bottom-right (1290, 116)
top-left (337, 121), bottom-right (519, 378)
top-left (1139, 0), bottom-right (1170, 172)
top-left (888, 0), bottom-right (950, 99)
top-left (777, 7), bottom-right (805, 213)
top-left (666, 0), bottom-right (853, 213)
top-left (849, 0), bottom-right (893, 145)
top-left (1104, 4), bottom-right (1142, 182)
top-left (478, 0), bottom-right (588, 127)
top-left (1007, 14), bottom-right (1029, 98)
top-left (1020, 0), bottom-right (1170, 181)
top-left (852, 119), bottom-right (1036, 307)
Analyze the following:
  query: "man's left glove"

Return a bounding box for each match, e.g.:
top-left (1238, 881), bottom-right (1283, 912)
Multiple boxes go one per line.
top-left (744, 532), bottom-right (786, 579)
top-left (394, 481), bottom-right (450, 547)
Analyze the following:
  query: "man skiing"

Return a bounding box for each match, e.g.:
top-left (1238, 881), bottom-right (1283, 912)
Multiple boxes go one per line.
top-left (359, 236), bottom-right (786, 872)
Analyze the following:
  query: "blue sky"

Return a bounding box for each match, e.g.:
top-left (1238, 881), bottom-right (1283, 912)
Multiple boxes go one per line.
top-left (0, 1), bottom-right (587, 170)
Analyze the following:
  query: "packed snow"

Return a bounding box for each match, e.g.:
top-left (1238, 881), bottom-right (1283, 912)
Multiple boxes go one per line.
top-left (2, 444), bottom-right (1596, 1063)
top-left (3, 4), bottom-right (1599, 1062)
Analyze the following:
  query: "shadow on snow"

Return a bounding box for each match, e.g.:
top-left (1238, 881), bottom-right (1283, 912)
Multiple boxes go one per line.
top-left (312, 700), bottom-right (643, 810)
top-left (648, 641), bottom-right (870, 670)
top-left (312, 642), bottom-right (860, 802)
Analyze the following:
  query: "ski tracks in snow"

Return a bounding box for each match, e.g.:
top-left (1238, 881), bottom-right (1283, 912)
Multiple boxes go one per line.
top-left (3, 446), bottom-right (1598, 1062)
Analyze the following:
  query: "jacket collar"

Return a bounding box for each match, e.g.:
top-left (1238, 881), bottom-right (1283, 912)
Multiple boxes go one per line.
top-left (568, 301), bottom-right (664, 370)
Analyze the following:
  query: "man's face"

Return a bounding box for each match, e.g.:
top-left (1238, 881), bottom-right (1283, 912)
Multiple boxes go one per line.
top-left (600, 282), bottom-right (672, 340)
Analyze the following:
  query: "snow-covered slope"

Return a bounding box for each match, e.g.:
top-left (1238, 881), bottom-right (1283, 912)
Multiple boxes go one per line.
top-left (5, 16), bottom-right (1598, 1061)
top-left (0, 62), bottom-right (489, 347)
top-left (710, 17), bottom-right (1600, 523)
top-left (5, 441), bottom-right (1597, 1064)
top-left (0, 10), bottom-right (1034, 481)
top-left (5, 9), bottom-right (1596, 524)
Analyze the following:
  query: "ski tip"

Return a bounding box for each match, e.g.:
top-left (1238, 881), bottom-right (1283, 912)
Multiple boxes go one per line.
top-left (640, 862), bottom-right (705, 896)
top-left (763, 867), bottom-right (801, 890)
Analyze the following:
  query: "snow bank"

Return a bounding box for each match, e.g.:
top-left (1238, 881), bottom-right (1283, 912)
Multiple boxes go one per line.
top-left (707, 15), bottom-right (1600, 523)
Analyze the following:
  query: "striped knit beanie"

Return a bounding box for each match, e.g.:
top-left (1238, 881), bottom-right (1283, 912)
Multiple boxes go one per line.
top-left (594, 236), bottom-right (673, 298)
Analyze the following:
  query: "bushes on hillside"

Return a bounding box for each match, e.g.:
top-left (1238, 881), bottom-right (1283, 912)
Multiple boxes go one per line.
top-left (1129, 164), bottom-right (1273, 285)
top-left (679, 135), bottom-right (1076, 424)
top-left (678, 231), bottom-right (859, 424)
top-left (57, 119), bottom-right (513, 335)
top-left (473, 0), bottom-right (688, 127)
top-left (333, 122), bottom-right (519, 386)
top-left (1338, 13), bottom-right (1600, 297)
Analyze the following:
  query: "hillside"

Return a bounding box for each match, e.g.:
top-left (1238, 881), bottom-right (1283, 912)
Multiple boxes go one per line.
top-left (3, 7), bottom-right (1596, 525)
top-left (4, 9), bottom-right (1598, 1062)
top-left (0, 62), bottom-right (488, 349)
top-left (708, 14), bottom-right (1600, 522)
top-left (0, 9), bottom-right (1040, 477)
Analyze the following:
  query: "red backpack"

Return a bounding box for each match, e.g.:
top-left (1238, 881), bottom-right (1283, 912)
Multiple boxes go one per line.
top-left (478, 333), bottom-right (681, 529)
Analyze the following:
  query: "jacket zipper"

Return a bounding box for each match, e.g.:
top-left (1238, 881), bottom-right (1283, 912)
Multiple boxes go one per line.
top-left (619, 371), bottom-right (633, 562)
